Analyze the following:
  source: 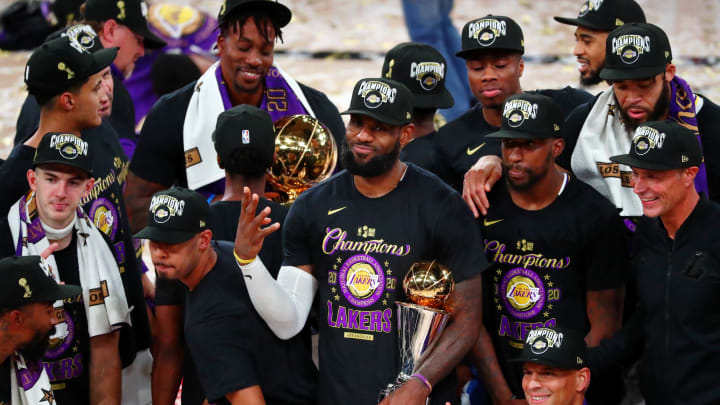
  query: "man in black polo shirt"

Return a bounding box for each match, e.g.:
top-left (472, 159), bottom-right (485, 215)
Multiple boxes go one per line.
top-left (138, 187), bottom-right (316, 405)
top-left (0, 256), bottom-right (82, 405)
top-left (381, 42), bottom-right (454, 173)
top-left (125, 0), bottom-right (344, 231)
top-left (232, 77), bottom-right (487, 405)
top-left (434, 14), bottom-right (591, 192)
top-left (471, 93), bottom-right (626, 404)
top-left (588, 120), bottom-right (720, 404)
top-left (554, 0), bottom-right (646, 86)
top-left (151, 105), bottom-right (289, 405)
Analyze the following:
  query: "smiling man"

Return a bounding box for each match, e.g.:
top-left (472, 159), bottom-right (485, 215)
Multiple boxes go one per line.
top-left (125, 0), bottom-right (344, 231)
top-left (470, 93), bottom-right (625, 404)
top-left (515, 327), bottom-right (590, 405)
top-left (582, 120), bottom-right (720, 404)
top-left (433, 15), bottom-right (591, 192)
top-left (554, 0), bottom-right (646, 86)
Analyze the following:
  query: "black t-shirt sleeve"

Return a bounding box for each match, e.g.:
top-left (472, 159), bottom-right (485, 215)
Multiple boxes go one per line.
top-left (282, 197), bottom-right (313, 266)
top-left (108, 77), bottom-right (137, 142)
top-left (558, 101), bottom-right (593, 171)
top-left (584, 201), bottom-right (629, 290)
top-left (432, 192), bottom-right (490, 283)
top-left (14, 95), bottom-right (40, 145)
top-left (130, 85), bottom-right (191, 187)
top-left (185, 318), bottom-right (260, 403)
top-left (0, 145), bottom-right (34, 215)
top-left (154, 277), bottom-right (186, 306)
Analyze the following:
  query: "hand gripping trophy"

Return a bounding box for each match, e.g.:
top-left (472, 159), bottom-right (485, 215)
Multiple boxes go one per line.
top-left (379, 261), bottom-right (455, 403)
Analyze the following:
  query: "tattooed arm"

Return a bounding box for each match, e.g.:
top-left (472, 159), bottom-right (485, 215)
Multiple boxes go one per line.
top-left (380, 275), bottom-right (483, 405)
top-left (585, 287), bottom-right (624, 347)
top-left (471, 324), bottom-right (526, 405)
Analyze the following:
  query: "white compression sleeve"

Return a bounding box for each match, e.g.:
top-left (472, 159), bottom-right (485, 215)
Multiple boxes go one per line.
top-left (237, 257), bottom-right (317, 340)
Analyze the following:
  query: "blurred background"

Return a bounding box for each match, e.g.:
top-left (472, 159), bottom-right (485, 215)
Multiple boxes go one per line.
top-left (0, 0), bottom-right (718, 158)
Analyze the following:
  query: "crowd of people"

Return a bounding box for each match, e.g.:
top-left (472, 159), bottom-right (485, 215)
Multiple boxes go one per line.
top-left (0, 0), bottom-right (717, 404)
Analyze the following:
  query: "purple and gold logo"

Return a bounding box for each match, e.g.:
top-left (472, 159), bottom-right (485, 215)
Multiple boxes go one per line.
top-left (88, 198), bottom-right (118, 240)
top-left (338, 254), bottom-right (385, 307)
top-left (500, 267), bottom-right (545, 319)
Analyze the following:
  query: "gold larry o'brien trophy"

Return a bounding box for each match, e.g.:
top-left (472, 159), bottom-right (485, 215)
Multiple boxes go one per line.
top-left (379, 261), bottom-right (455, 403)
top-left (267, 115), bottom-right (337, 203)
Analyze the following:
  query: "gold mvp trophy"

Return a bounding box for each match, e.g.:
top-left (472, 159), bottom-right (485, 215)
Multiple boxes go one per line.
top-left (267, 115), bottom-right (337, 203)
top-left (379, 261), bottom-right (455, 403)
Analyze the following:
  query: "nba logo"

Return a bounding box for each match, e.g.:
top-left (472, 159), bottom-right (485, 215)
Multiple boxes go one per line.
top-left (242, 130), bottom-right (250, 144)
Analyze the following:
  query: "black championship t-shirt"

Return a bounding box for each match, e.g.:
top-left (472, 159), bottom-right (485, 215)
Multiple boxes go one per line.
top-left (130, 80), bottom-right (346, 189)
top-left (0, 121), bottom-right (151, 360)
top-left (49, 234), bottom-right (91, 404)
top-left (283, 164), bottom-right (489, 405)
top-left (0, 360), bottom-right (10, 404)
top-left (480, 176), bottom-right (628, 397)
top-left (399, 132), bottom-right (438, 174)
top-left (184, 241), bottom-right (317, 405)
top-left (434, 87), bottom-right (592, 192)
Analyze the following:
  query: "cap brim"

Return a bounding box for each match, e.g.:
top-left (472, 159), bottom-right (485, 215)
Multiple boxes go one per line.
top-left (553, 16), bottom-right (611, 31)
top-left (91, 47), bottom-right (119, 74)
top-left (340, 109), bottom-right (407, 127)
top-left (221, 1), bottom-right (292, 28)
top-left (486, 129), bottom-right (553, 140)
top-left (599, 65), bottom-right (665, 81)
top-left (32, 159), bottom-right (92, 175)
top-left (509, 355), bottom-right (581, 370)
top-left (131, 24), bottom-right (167, 49)
top-left (134, 226), bottom-right (198, 244)
top-left (609, 154), bottom-right (676, 170)
top-left (413, 88), bottom-right (454, 109)
top-left (49, 283), bottom-right (82, 301)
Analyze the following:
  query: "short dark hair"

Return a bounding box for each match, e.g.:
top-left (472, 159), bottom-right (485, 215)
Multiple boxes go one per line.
top-left (412, 108), bottom-right (437, 123)
top-left (220, 148), bottom-right (271, 179)
top-left (219, 11), bottom-right (284, 44)
top-left (31, 76), bottom-right (90, 108)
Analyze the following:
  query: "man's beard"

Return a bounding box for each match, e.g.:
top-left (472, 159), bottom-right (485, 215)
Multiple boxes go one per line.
top-left (340, 139), bottom-right (400, 178)
top-left (580, 69), bottom-right (602, 86)
top-left (501, 152), bottom-right (552, 191)
top-left (18, 327), bottom-right (54, 362)
top-left (617, 82), bottom-right (670, 132)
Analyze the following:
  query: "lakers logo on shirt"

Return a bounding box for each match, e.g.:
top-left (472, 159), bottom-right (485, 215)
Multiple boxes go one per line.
top-left (500, 268), bottom-right (545, 319)
top-left (148, 3), bottom-right (205, 38)
top-left (88, 198), bottom-right (119, 240)
top-left (339, 254), bottom-right (385, 307)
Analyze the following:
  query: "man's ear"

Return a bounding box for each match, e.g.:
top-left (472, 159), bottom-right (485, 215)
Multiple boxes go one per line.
top-left (551, 138), bottom-right (565, 158)
top-left (399, 123), bottom-right (415, 148)
top-left (216, 33), bottom-right (225, 57)
top-left (682, 166), bottom-right (699, 187)
top-left (576, 367), bottom-right (591, 393)
top-left (83, 177), bottom-right (96, 199)
top-left (58, 92), bottom-right (75, 111)
top-left (664, 63), bottom-right (676, 83)
top-left (517, 57), bottom-right (525, 78)
top-left (197, 229), bottom-right (213, 250)
top-left (27, 169), bottom-right (38, 192)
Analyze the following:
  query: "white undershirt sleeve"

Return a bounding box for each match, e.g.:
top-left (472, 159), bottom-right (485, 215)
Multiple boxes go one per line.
top-left (237, 256), bottom-right (317, 340)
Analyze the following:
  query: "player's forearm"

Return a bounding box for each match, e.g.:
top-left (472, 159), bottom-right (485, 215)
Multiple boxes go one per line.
top-left (585, 287), bottom-right (624, 347)
top-left (226, 385), bottom-right (266, 405)
top-left (415, 275), bottom-right (482, 386)
top-left (472, 324), bottom-right (516, 403)
top-left (89, 332), bottom-right (122, 405)
top-left (151, 343), bottom-right (184, 405)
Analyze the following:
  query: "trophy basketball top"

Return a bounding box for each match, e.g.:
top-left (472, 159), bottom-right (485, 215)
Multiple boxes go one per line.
top-left (403, 261), bottom-right (455, 309)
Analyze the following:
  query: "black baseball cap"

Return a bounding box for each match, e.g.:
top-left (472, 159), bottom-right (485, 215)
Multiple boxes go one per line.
top-left (610, 120), bottom-right (704, 170)
top-left (0, 256), bottom-right (81, 309)
top-left (212, 105), bottom-right (277, 169)
top-left (217, 0), bottom-right (292, 28)
top-left (33, 132), bottom-right (93, 175)
top-left (25, 35), bottom-right (117, 97)
top-left (47, 24), bottom-right (104, 53)
top-left (600, 23), bottom-right (671, 81)
top-left (84, 0), bottom-right (166, 49)
top-left (486, 93), bottom-right (562, 139)
top-left (512, 327), bottom-right (588, 370)
top-left (554, 0), bottom-right (646, 31)
top-left (381, 42), bottom-right (454, 109)
top-left (341, 78), bottom-right (413, 126)
top-left (51, 0), bottom-right (84, 27)
top-left (135, 187), bottom-right (210, 244)
top-left (456, 15), bottom-right (524, 59)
